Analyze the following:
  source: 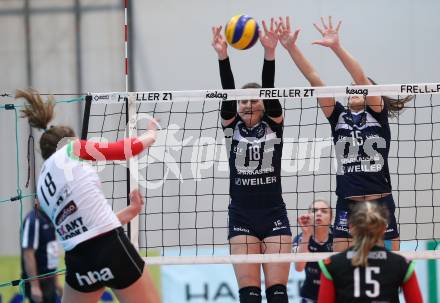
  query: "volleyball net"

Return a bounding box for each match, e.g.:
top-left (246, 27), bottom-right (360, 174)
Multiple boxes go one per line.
top-left (80, 83), bottom-right (440, 264)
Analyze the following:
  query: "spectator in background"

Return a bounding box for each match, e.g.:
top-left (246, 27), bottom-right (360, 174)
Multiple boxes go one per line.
top-left (21, 201), bottom-right (62, 303)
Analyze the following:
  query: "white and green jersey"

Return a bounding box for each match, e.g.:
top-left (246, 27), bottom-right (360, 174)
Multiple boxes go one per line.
top-left (36, 143), bottom-right (121, 251)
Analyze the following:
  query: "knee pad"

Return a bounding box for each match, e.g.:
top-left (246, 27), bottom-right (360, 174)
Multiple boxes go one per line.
top-left (239, 286), bottom-right (262, 303)
top-left (266, 284), bottom-right (288, 303)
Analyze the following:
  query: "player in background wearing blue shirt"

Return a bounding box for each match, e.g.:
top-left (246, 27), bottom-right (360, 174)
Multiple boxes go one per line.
top-left (277, 16), bottom-right (413, 252)
top-left (292, 200), bottom-right (333, 303)
top-left (21, 201), bottom-right (62, 303)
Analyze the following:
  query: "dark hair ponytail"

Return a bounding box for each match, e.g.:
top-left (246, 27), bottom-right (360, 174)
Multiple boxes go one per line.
top-left (368, 78), bottom-right (414, 118)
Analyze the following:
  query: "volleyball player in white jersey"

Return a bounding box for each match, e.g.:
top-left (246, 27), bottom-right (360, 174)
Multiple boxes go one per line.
top-left (19, 89), bottom-right (160, 303)
top-left (277, 16), bottom-right (413, 252)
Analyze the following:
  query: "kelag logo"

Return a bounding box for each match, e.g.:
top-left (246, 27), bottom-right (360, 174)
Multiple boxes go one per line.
top-left (205, 91), bottom-right (228, 100)
top-left (346, 87), bottom-right (368, 96)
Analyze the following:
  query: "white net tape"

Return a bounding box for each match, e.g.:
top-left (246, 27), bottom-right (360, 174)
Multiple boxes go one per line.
top-left (89, 83), bottom-right (440, 104)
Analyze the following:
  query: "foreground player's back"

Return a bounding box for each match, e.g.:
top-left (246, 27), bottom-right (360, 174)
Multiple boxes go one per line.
top-left (320, 245), bottom-right (412, 302)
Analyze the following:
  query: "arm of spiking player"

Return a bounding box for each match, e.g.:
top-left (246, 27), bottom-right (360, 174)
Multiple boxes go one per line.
top-left (74, 119), bottom-right (157, 161)
top-left (260, 18), bottom-right (283, 123)
top-left (313, 16), bottom-right (383, 113)
top-left (116, 190), bottom-right (144, 225)
top-left (278, 16), bottom-right (335, 118)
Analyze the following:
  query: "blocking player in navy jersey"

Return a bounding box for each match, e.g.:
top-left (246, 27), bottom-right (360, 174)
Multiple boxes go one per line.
top-left (21, 202), bottom-right (62, 303)
top-left (212, 19), bottom-right (292, 303)
top-left (292, 200), bottom-right (333, 303)
top-left (19, 89), bottom-right (160, 303)
top-left (317, 201), bottom-right (422, 302)
top-left (277, 16), bottom-right (413, 252)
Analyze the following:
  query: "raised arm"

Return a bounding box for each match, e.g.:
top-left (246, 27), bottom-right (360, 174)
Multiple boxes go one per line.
top-left (73, 118), bottom-right (157, 161)
top-left (313, 16), bottom-right (383, 113)
top-left (293, 214), bottom-right (314, 271)
top-left (212, 26), bottom-right (237, 127)
top-left (260, 18), bottom-right (283, 123)
top-left (278, 16), bottom-right (335, 118)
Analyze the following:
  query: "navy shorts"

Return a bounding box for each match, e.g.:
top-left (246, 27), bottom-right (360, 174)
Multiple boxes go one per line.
top-left (333, 195), bottom-right (399, 240)
top-left (228, 203), bottom-right (292, 240)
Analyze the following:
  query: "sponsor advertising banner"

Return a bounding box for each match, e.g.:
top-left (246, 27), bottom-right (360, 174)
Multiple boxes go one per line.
top-left (161, 242), bottom-right (438, 303)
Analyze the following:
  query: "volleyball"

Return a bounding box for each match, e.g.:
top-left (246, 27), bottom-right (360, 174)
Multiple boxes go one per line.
top-left (225, 15), bottom-right (259, 50)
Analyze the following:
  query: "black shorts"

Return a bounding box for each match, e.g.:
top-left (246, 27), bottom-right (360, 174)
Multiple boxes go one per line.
top-left (228, 203), bottom-right (292, 240)
top-left (65, 227), bottom-right (145, 292)
top-left (333, 195), bottom-right (399, 240)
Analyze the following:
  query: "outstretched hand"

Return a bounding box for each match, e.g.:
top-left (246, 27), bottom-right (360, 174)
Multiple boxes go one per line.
top-left (312, 16), bottom-right (342, 49)
top-left (259, 18), bottom-right (280, 51)
top-left (277, 16), bottom-right (301, 51)
top-left (138, 117), bottom-right (158, 149)
top-left (211, 26), bottom-right (228, 60)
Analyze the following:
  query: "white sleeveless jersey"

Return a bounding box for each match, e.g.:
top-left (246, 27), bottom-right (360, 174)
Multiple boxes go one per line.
top-left (36, 143), bottom-right (121, 251)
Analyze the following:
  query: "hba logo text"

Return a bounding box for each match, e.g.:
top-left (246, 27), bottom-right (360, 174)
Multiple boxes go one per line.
top-left (76, 267), bottom-right (114, 286)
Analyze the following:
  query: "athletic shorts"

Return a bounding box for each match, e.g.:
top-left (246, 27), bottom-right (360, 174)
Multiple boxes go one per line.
top-left (228, 204), bottom-right (292, 240)
top-left (65, 227), bottom-right (144, 292)
top-left (333, 194), bottom-right (399, 240)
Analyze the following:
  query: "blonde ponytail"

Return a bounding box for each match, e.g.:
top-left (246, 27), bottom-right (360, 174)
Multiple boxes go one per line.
top-left (349, 201), bottom-right (388, 267)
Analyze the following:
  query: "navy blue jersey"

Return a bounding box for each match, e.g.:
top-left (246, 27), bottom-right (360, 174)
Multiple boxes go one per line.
top-left (328, 102), bottom-right (391, 198)
top-left (319, 245), bottom-right (415, 302)
top-left (223, 115), bottom-right (283, 208)
top-left (21, 209), bottom-right (59, 276)
top-left (293, 232), bottom-right (333, 300)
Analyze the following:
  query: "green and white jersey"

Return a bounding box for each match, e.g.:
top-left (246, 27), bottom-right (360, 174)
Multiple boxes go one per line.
top-left (37, 144), bottom-right (121, 251)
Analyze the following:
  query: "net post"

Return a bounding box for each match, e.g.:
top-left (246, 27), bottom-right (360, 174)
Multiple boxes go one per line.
top-left (127, 92), bottom-right (140, 249)
top-left (80, 95), bottom-right (92, 140)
